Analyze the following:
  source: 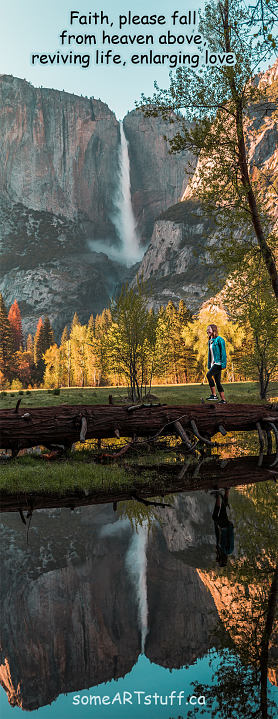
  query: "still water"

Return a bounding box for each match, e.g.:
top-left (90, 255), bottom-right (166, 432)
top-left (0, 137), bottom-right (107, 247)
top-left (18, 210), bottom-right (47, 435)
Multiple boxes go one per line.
top-left (0, 474), bottom-right (277, 718)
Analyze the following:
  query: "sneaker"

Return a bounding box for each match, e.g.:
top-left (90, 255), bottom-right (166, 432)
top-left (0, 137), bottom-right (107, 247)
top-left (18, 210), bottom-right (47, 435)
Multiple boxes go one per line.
top-left (206, 394), bottom-right (219, 401)
top-left (219, 399), bottom-right (227, 404)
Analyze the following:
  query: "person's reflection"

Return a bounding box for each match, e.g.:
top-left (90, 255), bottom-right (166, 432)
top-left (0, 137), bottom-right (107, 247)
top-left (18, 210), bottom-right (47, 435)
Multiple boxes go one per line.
top-left (211, 488), bottom-right (234, 566)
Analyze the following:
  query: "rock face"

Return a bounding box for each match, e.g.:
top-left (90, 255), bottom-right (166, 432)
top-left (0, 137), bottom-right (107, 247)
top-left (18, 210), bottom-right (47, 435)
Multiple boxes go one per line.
top-left (123, 110), bottom-right (194, 244)
top-left (0, 495), bottom-right (218, 710)
top-left (136, 199), bottom-right (215, 312)
top-left (137, 60), bottom-right (278, 310)
top-left (0, 75), bottom-right (119, 236)
top-left (0, 75), bottom-right (192, 333)
top-left (0, 195), bottom-right (130, 335)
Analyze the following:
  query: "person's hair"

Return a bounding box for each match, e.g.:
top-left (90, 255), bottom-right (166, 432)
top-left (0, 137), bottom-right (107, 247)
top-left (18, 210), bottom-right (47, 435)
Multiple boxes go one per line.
top-left (207, 324), bottom-right (218, 337)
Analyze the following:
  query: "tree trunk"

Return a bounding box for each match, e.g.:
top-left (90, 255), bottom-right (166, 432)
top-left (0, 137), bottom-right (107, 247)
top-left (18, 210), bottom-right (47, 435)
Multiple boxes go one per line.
top-left (0, 403), bottom-right (277, 450)
top-left (222, 0), bottom-right (278, 301)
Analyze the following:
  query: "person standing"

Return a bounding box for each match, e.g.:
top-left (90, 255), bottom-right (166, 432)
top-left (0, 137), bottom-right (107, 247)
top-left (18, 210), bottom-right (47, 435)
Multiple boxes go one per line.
top-left (206, 324), bottom-right (227, 403)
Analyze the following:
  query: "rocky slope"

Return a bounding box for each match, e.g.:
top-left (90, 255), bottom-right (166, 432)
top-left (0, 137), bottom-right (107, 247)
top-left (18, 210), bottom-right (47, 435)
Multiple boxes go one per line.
top-left (136, 199), bottom-right (215, 312)
top-left (0, 196), bottom-right (130, 334)
top-left (137, 60), bottom-right (278, 310)
top-left (0, 76), bottom-right (192, 334)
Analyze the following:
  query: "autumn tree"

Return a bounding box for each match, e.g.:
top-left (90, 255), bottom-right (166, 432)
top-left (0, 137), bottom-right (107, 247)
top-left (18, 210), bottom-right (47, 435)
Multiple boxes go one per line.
top-left (8, 300), bottom-right (23, 351)
top-left (140, 0), bottom-right (278, 300)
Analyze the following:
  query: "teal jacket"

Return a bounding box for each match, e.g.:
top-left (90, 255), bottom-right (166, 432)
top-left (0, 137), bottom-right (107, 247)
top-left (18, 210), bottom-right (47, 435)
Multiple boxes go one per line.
top-left (208, 336), bottom-right (227, 369)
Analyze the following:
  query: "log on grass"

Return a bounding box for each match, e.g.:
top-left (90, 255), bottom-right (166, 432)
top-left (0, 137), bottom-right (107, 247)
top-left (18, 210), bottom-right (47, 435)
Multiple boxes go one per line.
top-left (0, 403), bottom-right (277, 451)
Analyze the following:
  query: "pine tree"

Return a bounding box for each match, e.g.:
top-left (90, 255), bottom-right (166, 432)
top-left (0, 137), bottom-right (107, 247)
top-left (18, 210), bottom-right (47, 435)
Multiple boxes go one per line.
top-left (8, 300), bottom-right (23, 351)
top-left (34, 316), bottom-right (54, 383)
top-left (26, 333), bottom-right (34, 355)
top-left (0, 293), bottom-right (14, 377)
top-left (42, 316), bottom-right (54, 350)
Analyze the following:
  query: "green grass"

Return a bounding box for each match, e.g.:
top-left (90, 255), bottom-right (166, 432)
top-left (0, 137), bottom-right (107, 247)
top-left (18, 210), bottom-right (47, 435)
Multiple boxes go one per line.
top-left (0, 451), bottom-right (172, 495)
top-left (0, 381), bottom-right (277, 410)
top-left (1, 381), bottom-right (276, 495)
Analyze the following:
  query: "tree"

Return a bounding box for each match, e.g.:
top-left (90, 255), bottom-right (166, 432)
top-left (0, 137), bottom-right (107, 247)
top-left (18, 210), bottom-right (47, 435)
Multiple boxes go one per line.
top-left (13, 350), bottom-right (34, 387)
top-left (140, 0), bottom-right (278, 300)
top-left (34, 316), bottom-right (55, 383)
top-left (223, 259), bottom-right (278, 397)
top-left (26, 333), bottom-right (34, 355)
top-left (154, 301), bottom-right (193, 383)
top-left (71, 312), bottom-right (80, 329)
top-left (106, 281), bottom-right (156, 401)
top-left (33, 318), bottom-right (44, 365)
top-left (8, 300), bottom-right (23, 351)
top-left (69, 324), bottom-right (88, 387)
top-left (43, 344), bottom-right (61, 388)
top-left (182, 299), bottom-right (245, 381)
top-left (189, 483), bottom-right (278, 719)
top-left (0, 293), bottom-right (14, 379)
top-left (248, 0), bottom-right (278, 48)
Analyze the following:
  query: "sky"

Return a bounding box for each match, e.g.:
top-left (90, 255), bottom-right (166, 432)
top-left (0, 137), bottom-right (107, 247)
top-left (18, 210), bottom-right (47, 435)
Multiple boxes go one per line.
top-left (1, 1), bottom-right (276, 118)
top-left (1, 0), bottom-right (203, 118)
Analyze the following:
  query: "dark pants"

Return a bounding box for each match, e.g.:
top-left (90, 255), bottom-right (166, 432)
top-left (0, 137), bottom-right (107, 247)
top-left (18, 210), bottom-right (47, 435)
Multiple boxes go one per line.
top-left (207, 365), bottom-right (224, 393)
top-left (212, 497), bottom-right (229, 543)
top-left (212, 496), bottom-right (229, 565)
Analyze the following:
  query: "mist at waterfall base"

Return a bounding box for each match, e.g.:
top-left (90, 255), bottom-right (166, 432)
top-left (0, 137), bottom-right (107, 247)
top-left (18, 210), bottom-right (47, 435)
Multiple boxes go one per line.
top-left (88, 122), bottom-right (145, 268)
top-left (126, 522), bottom-right (149, 654)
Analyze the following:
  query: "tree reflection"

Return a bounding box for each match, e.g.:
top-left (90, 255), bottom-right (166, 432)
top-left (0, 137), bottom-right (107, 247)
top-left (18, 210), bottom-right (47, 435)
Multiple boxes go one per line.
top-left (189, 483), bottom-right (278, 719)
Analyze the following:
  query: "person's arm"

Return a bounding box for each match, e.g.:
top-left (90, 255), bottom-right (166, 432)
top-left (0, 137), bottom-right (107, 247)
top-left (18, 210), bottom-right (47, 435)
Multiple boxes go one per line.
top-left (221, 338), bottom-right (227, 369)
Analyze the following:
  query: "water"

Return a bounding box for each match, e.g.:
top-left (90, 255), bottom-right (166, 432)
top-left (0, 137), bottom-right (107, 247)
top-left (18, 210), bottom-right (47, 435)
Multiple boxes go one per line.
top-left (126, 521), bottom-right (149, 653)
top-left (111, 122), bottom-right (143, 266)
top-left (0, 480), bottom-right (277, 717)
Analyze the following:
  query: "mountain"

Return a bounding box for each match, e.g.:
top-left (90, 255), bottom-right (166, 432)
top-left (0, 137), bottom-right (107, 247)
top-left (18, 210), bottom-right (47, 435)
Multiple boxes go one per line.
top-left (136, 60), bottom-right (278, 310)
top-left (0, 76), bottom-right (192, 335)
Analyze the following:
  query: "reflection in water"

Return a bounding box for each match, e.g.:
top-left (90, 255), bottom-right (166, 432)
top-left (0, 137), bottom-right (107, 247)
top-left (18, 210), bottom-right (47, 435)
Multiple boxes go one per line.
top-left (0, 467), bottom-right (277, 718)
top-left (126, 521), bottom-right (149, 654)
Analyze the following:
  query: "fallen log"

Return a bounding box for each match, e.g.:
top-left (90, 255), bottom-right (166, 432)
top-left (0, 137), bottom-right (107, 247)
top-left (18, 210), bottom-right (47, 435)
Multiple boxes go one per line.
top-left (0, 455), bottom-right (275, 514)
top-left (0, 403), bottom-right (277, 451)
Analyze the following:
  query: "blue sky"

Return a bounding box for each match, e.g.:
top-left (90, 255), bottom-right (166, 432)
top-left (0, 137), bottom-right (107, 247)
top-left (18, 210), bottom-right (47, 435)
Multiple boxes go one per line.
top-left (0, 1), bottom-right (276, 118)
top-left (1, 0), bottom-right (203, 117)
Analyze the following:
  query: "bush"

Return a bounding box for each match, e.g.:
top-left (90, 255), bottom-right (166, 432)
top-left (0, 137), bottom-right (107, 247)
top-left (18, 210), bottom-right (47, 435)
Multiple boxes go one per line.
top-left (53, 388), bottom-right (60, 395)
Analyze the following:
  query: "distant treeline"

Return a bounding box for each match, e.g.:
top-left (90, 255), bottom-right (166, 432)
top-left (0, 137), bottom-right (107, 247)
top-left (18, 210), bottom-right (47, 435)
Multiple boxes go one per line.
top-left (0, 289), bottom-right (261, 395)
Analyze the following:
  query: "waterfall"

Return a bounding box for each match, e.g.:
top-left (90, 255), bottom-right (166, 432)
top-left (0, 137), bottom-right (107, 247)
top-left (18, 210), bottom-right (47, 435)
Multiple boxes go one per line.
top-left (126, 521), bottom-right (149, 654)
top-left (112, 121), bottom-right (142, 266)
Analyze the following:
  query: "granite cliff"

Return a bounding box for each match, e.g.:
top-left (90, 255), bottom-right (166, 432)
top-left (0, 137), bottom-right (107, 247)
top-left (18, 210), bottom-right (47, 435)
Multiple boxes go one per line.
top-left (136, 60), bottom-right (278, 310)
top-left (0, 76), bottom-right (191, 334)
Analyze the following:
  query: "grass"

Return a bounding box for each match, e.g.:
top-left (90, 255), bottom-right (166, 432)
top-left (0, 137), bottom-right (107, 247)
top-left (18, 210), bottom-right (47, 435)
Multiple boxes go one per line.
top-left (0, 380), bottom-right (277, 410)
top-left (0, 381), bottom-right (276, 495)
top-left (0, 450), bottom-right (173, 495)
